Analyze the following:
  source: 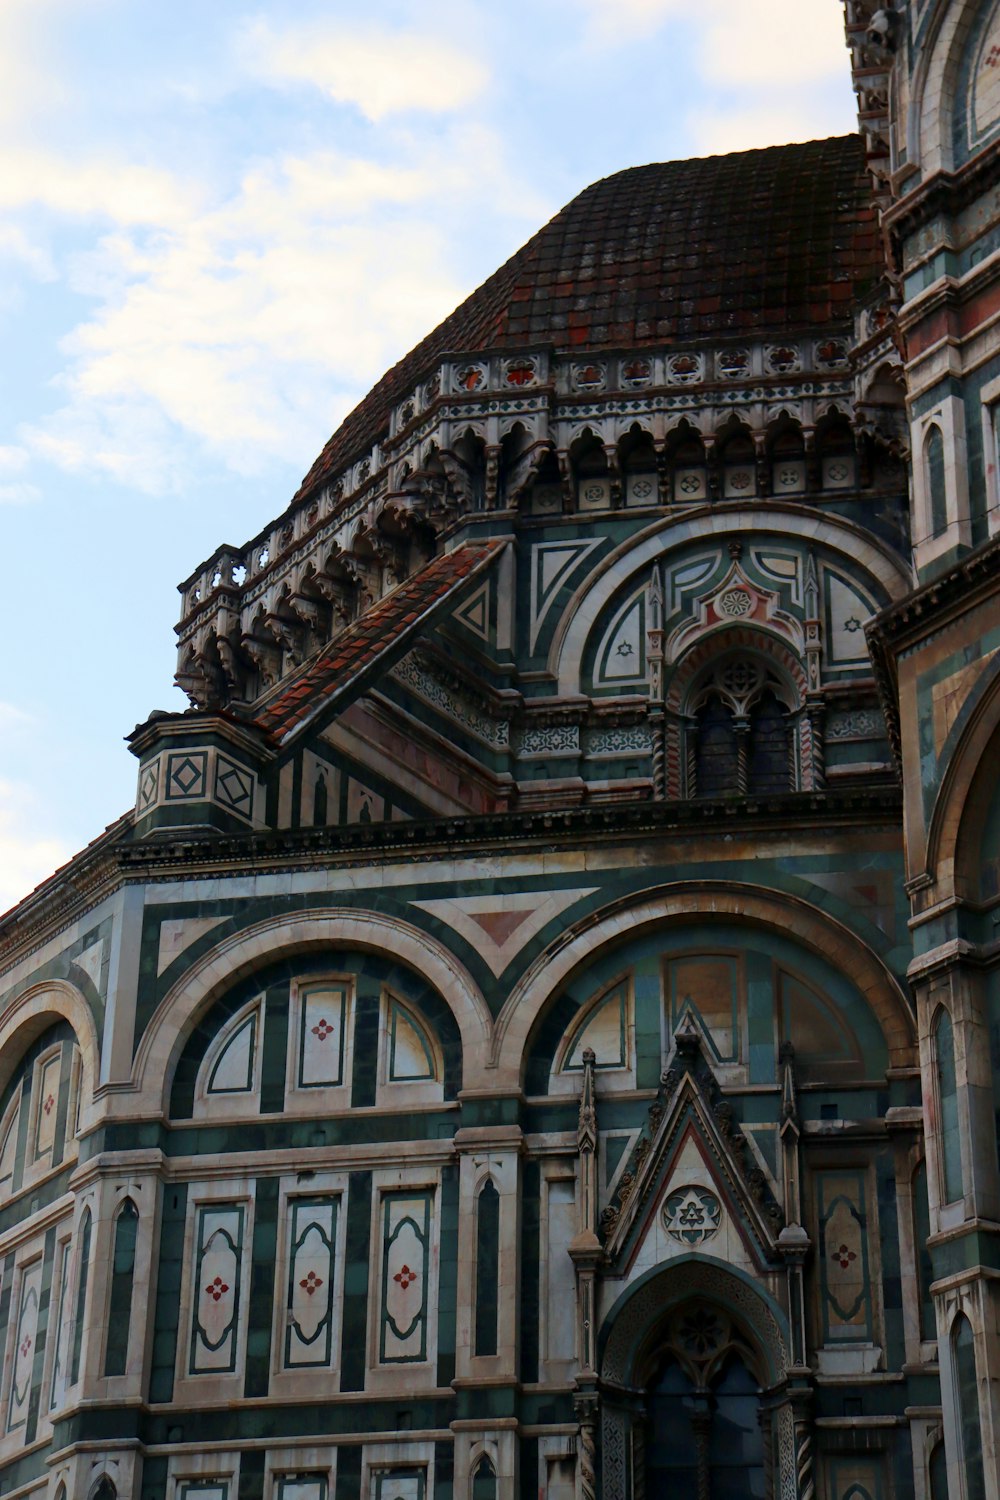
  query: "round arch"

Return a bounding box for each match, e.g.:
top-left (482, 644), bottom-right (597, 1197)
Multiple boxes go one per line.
top-left (599, 1254), bottom-right (790, 1389)
top-left (923, 653), bottom-right (1000, 903)
top-left (0, 978), bottom-right (99, 1117)
top-left (130, 908), bottom-right (492, 1114)
top-left (666, 627), bottom-right (808, 711)
top-left (549, 505), bottom-right (910, 694)
top-left (493, 882), bottom-right (915, 1079)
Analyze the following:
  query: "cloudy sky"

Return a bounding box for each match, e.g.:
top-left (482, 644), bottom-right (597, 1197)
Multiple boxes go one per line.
top-left (0, 0), bottom-right (858, 911)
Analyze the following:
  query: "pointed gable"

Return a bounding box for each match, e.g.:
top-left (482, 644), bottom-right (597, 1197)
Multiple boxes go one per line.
top-left (599, 1029), bottom-right (785, 1278)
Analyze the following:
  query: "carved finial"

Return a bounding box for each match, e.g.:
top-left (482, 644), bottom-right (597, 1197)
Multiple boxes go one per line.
top-left (647, 562), bottom-right (664, 631)
top-left (578, 1047), bottom-right (598, 1152)
top-left (780, 1042), bottom-right (799, 1124)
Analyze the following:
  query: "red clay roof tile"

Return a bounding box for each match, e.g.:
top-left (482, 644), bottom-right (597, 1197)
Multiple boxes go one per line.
top-left (254, 539), bottom-right (505, 744)
top-left (292, 136), bottom-right (879, 511)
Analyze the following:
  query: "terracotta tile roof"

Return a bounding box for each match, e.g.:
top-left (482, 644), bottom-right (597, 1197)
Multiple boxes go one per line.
top-left (254, 539), bottom-right (506, 743)
top-left (294, 135), bottom-right (879, 507)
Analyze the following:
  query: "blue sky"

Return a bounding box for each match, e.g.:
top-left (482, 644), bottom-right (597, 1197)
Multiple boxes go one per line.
top-left (0, 0), bottom-right (858, 909)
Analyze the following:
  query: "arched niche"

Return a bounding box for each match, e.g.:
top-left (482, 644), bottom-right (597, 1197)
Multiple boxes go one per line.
top-left (498, 883), bottom-right (915, 1082)
top-left (168, 945), bottom-right (461, 1122)
top-left (523, 909), bottom-right (891, 1097)
top-left (598, 1257), bottom-right (794, 1500)
top-left (132, 909), bottom-right (490, 1117)
top-left (924, 655), bottom-right (1000, 903)
top-left (551, 509), bottom-right (909, 697)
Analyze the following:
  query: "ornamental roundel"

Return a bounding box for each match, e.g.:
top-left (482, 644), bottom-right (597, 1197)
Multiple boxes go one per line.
top-left (573, 361), bottom-right (607, 391)
top-left (662, 1184), bottom-right (722, 1245)
top-left (620, 356), bottom-right (653, 388)
top-left (717, 348), bottom-right (750, 379)
top-left (668, 353), bottom-right (701, 384)
top-left (717, 587), bottom-right (753, 618)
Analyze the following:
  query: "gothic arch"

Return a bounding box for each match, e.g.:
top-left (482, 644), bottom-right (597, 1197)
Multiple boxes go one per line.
top-left (130, 908), bottom-right (491, 1114)
top-left (666, 628), bottom-right (807, 709)
top-left (908, 0), bottom-right (989, 174)
top-left (493, 882), bottom-right (915, 1081)
top-left (549, 507), bottom-right (909, 694)
top-left (598, 1257), bottom-right (796, 1500)
top-left (599, 1254), bottom-right (789, 1388)
top-left (922, 652), bottom-right (1000, 901)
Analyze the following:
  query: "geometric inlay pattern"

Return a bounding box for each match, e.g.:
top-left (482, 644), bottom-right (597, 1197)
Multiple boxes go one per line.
top-left (166, 751), bottom-right (207, 800)
top-left (215, 757), bottom-right (253, 816)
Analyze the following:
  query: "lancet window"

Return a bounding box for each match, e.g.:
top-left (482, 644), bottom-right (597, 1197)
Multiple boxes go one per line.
top-left (688, 657), bottom-right (794, 798)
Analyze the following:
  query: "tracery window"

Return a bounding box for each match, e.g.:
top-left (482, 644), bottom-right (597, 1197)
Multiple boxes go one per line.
top-left (643, 1303), bottom-right (766, 1498)
top-left (688, 657), bottom-right (793, 798)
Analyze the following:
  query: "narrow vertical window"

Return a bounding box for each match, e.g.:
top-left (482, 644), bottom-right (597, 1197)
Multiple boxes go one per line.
top-left (747, 689), bottom-right (790, 794)
top-left (313, 773), bottom-right (328, 826)
top-left (954, 1314), bottom-right (986, 1500)
top-left (189, 1203), bottom-right (245, 1375)
top-left (472, 1455), bottom-right (497, 1499)
top-left (70, 1208), bottom-right (92, 1384)
top-left (693, 696), bottom-right (739, 797)
top-left (104, 1199), bottom-right (139, 1376)
top-left (929, 1441), bottom-right (947, 1500)
top-left (474, 1179), bottom-right (500, 1357)
top-left (925, 425), bottom-right (947, 537)
top-left (934, 1009), bottom-right (962, 1203)
top-left (913, 1161), bottom-right (935, 1342)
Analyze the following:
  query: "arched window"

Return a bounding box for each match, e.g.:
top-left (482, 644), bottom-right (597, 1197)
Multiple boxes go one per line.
top-left (668, 426), bottom-right (707, 503)
top-left (472, 1455), bottom-right (497, 1499)
top-left (770, 426), bottom-right (806, 495)
top-left (693, 695), bottom-right (740, 797)
top-left (313, 772), bottom-right (328, 826)
top-left (747, 689), bottom-right (791, 794)
top-left (934, 1008), bottom-right (962, 1202)
top-left (913, 1161), bottom-right (936, 1341)
top-left (925, 425), bottom-right (947, 537)
top-left (953, 1314), bottom-right (986, 1500)
top-left (690, 658), bottom-right (793, 799)
top-left (70, 1208), bottom-right (92, 1385)
top-left (719, 429), bottom-right (757, 500)
top-left (92, 1480), bottom-right (117, 1500)
top-left (104, 1199), bottom-right (139, 1376)
top-left (646, 1348), bottom-right (765, 1496)
top-left (474, 1179), bottom-right (500, 1357)
top-left (929, 1439), bottom-right (947, 1500)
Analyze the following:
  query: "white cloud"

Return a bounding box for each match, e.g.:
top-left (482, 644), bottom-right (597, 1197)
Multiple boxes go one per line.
top-left (0, 0), bottom-right (69, 132)
top-left (699, 0), bottom-right (847, 86)
top-left (19, 134), bottom-right (540, 492)
top-left (0, 780), bottom-right (71, 915)
top-left (0, 148), bottom-right (203, 227)
top-left (580, 0), bottom-right (682, 42)
top-left (238, 17), bottom-right (490, 121)
top-left (0, 448), bottom-right (37, 503)
top-left (0, 446), bottom-right (29, 473)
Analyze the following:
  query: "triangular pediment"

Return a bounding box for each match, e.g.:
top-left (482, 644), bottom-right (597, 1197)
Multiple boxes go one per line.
top-left (599, 1041), bottom-right (784, 1276)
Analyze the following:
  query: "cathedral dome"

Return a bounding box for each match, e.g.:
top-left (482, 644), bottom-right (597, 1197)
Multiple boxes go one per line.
top-left (296, 133), bottom-right (880, 505)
